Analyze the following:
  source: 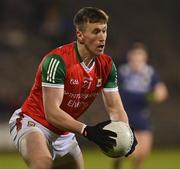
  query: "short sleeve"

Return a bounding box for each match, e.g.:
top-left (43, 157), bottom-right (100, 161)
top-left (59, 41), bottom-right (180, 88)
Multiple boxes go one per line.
top-left (103, 62), bottom-right (118, 92)
top-left (42, 54), bottom-right (66, 88)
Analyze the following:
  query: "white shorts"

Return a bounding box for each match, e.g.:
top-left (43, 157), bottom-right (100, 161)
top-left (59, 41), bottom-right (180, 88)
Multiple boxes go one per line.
top-left (9, 108), bottom-right (81, 160)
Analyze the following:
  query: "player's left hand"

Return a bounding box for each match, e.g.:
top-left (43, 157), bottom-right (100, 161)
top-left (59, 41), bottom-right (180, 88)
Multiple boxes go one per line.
top-left (125, 128), bottom-right (138, 157)
top-left (82, 120), bottom-right (117, 150)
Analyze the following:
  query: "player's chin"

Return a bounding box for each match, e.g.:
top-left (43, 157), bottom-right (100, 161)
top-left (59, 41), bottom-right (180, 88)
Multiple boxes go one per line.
top-left (96, 49), bottom-right (104, 56)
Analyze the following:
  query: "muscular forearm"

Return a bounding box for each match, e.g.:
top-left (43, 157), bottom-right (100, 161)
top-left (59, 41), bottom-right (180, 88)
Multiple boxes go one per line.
top-left (45, 106), bottom-right (85, 134)
top-left (102, 91), bottom-right (129, 123)
top-left (42, 87), bottom-right (86, 134)
top-left (108, 109), bottom-right (128, 123)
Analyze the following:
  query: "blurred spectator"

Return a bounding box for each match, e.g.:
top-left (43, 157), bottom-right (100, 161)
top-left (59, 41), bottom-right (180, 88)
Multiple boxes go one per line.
top-left (39, 1), bottom-right (74, 47)
top-left (112, 42), bottom-right (168, 169)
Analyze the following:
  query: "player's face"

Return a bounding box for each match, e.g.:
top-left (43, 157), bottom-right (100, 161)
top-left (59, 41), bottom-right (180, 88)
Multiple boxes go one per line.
top-left (78, 22), bottom-right (107, 56)
top-left (128, 49), bottom-right (148, 71)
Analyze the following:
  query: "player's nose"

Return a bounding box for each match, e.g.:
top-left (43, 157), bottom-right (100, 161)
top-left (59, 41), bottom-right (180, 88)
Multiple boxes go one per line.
top-left (99, 32), bottom-right (106, 41)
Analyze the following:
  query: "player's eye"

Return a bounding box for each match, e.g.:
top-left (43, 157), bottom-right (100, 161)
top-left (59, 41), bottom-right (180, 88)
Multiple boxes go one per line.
top-left (92, 27), bottom-right (107, 35)
top-left (102, 29), bottom-right (107, 34)
top-left (92, 28), bottom-right (101, 34)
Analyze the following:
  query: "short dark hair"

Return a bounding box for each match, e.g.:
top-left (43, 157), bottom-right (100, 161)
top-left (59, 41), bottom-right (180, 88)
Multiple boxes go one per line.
top-left (73, 7), bottom-right (109, 31)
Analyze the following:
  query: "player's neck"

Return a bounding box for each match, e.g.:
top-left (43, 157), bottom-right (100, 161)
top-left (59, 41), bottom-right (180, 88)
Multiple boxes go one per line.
top-left (77, 41), bottom-right (94, 68)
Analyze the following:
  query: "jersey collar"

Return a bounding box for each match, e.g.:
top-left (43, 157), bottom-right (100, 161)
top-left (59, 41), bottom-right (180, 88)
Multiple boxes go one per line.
top-left (74, 41), bottom-right (95, 73)
top-left (74, 41), bottom-right (83, 62)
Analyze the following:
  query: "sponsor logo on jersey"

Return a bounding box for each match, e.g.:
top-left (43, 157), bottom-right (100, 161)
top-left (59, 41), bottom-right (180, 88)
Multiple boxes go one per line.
top-left (96, 78), bottom-right (102, 87)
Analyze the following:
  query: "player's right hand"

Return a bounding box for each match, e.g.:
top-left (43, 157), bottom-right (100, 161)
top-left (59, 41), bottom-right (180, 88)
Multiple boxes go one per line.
top-left (82, 120), bottom-right (117, 150)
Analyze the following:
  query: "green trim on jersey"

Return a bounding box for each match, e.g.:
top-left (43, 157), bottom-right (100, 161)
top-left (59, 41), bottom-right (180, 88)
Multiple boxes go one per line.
top-left (42, 54), bottom-right (66, 84)
top-left (104, 62), bottom-right (118, 88)
top-left (74, 41), bottom-right (83, 62)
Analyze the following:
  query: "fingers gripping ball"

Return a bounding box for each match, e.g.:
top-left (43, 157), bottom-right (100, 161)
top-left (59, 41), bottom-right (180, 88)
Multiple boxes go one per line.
top-left (101, 121), bottom-right (134, 158)
top-left (83, 120), bottom-right (117, 149)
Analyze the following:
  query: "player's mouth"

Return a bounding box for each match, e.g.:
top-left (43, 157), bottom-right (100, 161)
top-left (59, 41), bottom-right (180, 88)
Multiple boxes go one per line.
top-left (97, 44), bottom-right (105, 51)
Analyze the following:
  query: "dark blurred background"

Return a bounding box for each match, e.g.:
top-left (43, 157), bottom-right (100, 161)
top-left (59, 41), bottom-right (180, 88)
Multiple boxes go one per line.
top-left (0, 0), bottom-right (180, 148)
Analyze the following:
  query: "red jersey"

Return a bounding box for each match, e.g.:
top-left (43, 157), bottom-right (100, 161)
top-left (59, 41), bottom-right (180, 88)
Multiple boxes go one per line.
top-left (21, 42), bottom-right (118, 134)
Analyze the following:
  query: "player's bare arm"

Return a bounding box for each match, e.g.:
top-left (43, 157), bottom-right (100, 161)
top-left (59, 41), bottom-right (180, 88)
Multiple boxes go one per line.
top-left (102, 90), bottom-right (137, 157)
top-left (101, 61), bottom-right (128, 123)
top-left (102, 90), bottom-right (128, 123)
top-left (42, 87), bottom-right (85, 134)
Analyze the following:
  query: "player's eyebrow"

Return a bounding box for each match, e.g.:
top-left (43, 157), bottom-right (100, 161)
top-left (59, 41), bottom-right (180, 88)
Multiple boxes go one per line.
top-left (92, 26), bottom-right (107, 33)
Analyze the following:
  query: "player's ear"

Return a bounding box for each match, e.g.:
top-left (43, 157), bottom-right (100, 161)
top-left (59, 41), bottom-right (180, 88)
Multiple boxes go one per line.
top-left (76, 31), bottom-right (84, 44)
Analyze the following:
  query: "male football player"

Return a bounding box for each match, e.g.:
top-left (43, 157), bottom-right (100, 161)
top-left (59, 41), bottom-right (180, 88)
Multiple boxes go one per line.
top-left (9, 7), bottom-right (137, 168)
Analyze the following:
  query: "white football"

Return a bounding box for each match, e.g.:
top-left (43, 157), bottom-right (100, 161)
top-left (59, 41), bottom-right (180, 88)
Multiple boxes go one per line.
top-left (102, 121), bottom-right (134, 158)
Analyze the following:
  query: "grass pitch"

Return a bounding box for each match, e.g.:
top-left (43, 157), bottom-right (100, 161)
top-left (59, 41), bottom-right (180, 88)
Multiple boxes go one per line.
top-left (0, 147), bottom-right (180, 168)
